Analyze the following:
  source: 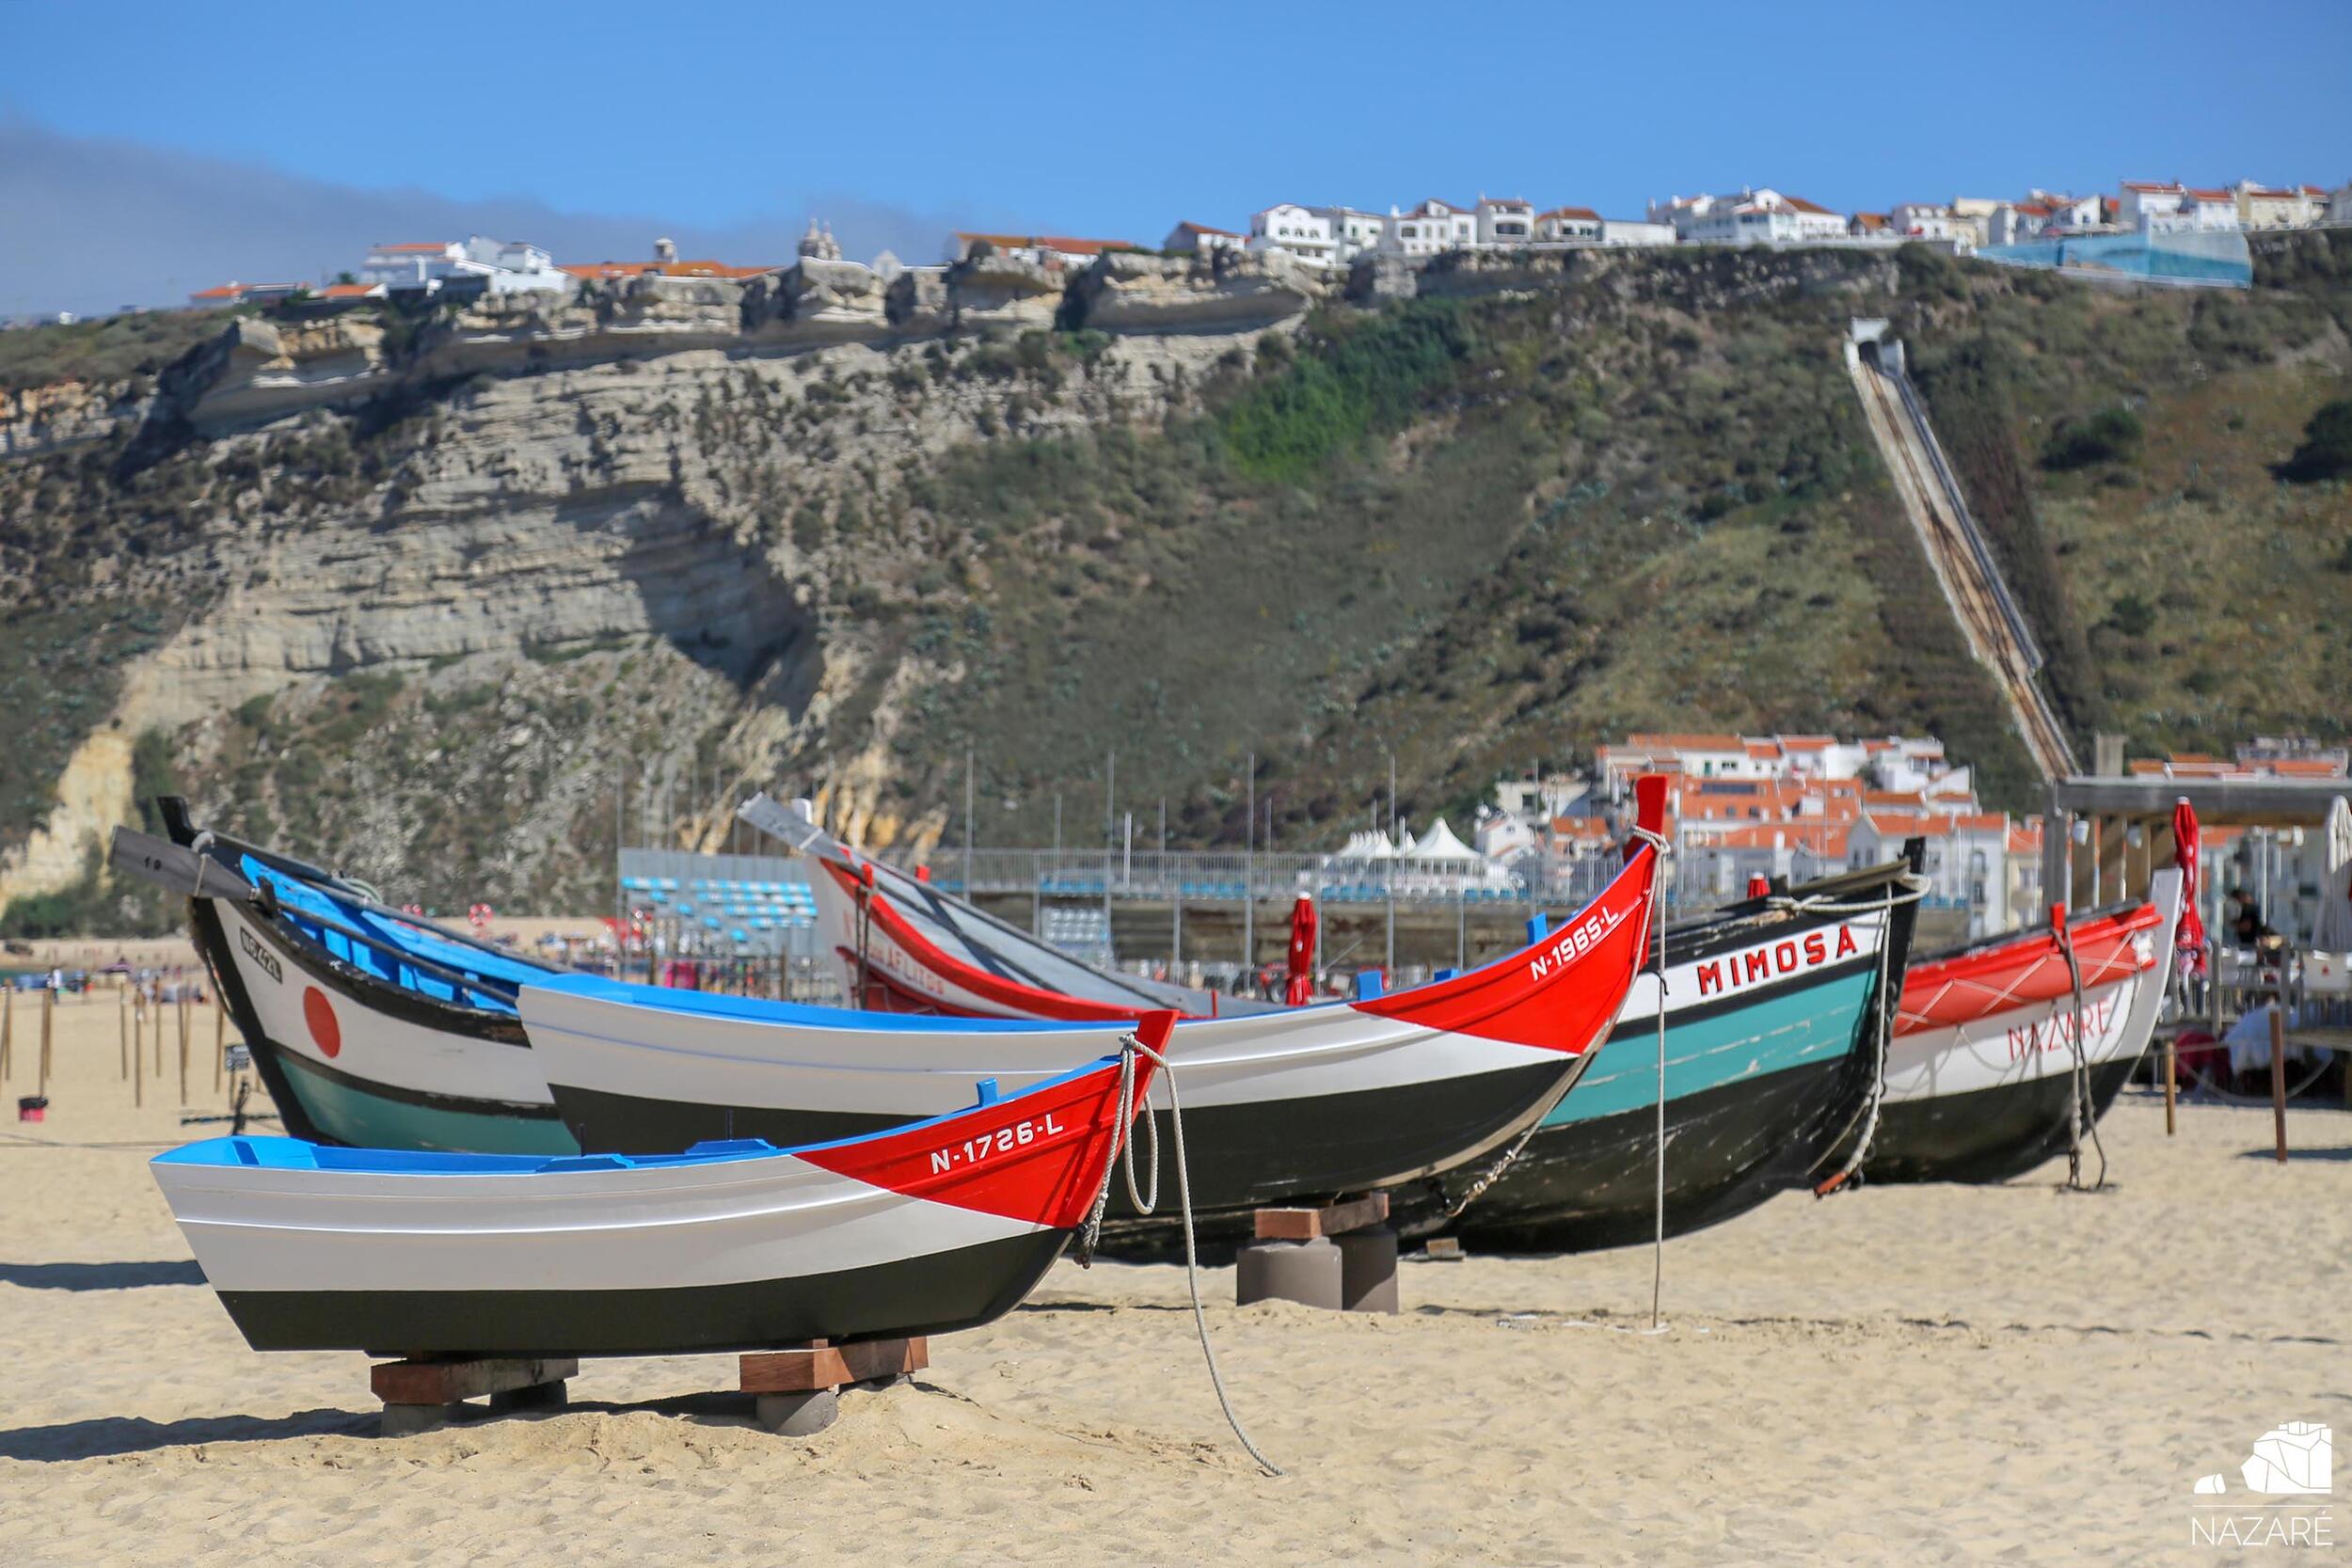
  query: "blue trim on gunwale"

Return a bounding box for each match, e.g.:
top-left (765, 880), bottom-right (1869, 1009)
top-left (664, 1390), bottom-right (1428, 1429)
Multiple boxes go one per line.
top-left (155, 1050), bottom-right (1128, 1175)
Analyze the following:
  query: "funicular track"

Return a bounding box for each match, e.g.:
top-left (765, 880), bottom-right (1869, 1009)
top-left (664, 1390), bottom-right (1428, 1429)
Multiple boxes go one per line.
top-left (1849, 344), bottom-right (2078, 782)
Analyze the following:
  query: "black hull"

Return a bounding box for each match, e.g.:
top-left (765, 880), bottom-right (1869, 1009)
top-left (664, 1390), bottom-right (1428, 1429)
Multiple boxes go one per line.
top-left (550, 1055), bottom-right (1575, 1227)
top-left (1412, 861), bottom-right (1923, 1254)
top-left (1865, 1056), bottom-right (2140, 1184)
top-left (216, 1230), bottom-right (1072, 1359)
top-left (1436, 1052), bottom-right (1867, 1253)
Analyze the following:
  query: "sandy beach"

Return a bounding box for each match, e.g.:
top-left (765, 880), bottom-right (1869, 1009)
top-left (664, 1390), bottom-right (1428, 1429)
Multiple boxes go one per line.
top-left (2, 980), bottom-right (2344, 1565)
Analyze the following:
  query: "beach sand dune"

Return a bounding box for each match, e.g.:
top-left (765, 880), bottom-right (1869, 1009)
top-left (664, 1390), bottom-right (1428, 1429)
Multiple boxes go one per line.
top-left (3, 984), bottom-right (2345, 1564)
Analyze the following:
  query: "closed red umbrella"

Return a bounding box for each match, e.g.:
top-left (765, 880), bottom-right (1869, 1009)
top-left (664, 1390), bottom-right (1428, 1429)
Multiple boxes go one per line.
top-left (2172, 796), bottom-right (2205, 978)
top-left (1285, 893), bottom-right (1318, 1006)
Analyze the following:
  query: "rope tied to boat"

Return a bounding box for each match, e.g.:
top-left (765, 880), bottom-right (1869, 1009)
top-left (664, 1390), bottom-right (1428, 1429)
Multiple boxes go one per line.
top-left (1436, 825), bottom-right (1672, 1232)
top-left (1779, 873), bottom-right (1931, 1198)
top-left (1075, 1030), bottom-right (1282, 1478)
top-left (2053, 915), bottom-right (2106, 1191)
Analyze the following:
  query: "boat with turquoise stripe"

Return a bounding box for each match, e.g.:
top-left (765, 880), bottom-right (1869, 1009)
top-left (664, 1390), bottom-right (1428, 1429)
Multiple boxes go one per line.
top-left (1424, 848), bottom-right (1924, 1252)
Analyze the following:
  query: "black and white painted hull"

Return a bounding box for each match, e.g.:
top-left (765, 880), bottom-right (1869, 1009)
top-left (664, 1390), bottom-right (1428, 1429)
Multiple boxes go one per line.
top-left (524, 842), bottom-right (1663, 1230)
top-left (1866, 869), bottom-right (2183, 1184)
top-left (1422, 858), bottom-right (1920, 1252)
top-left (152, 1053), bottom-right (1152, 1358)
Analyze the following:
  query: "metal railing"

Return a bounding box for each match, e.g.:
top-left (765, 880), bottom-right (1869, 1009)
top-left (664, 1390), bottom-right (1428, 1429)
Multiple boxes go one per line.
top-left (883, 845), bottom-right (1618, 911)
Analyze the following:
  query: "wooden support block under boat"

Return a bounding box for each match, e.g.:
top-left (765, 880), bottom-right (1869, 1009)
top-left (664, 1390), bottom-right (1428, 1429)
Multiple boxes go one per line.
top-left (1252, 1192), bottom-right (1391, 1242)
top-left (739, 1338), bottom-right (927, 1436)
top-left (738, 1338), bottom-right (928, 1395)
top-left (371, 1356), bottom-right (577, 1435)
top-left (1241, 1194), bottom-right (1398, 1312)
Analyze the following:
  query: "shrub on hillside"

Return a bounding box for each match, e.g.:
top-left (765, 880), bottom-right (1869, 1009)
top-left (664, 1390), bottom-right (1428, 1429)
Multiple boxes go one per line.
top-left (2041, 404), bottom-right (2143, 470)
top-left (2279, 399), bottom-right (2352, 483)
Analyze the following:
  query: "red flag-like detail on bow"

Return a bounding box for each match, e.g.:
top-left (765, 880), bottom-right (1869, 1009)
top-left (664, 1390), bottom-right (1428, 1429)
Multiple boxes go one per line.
top-left (1285, 893), bottom-right (1317, 1006)
top-left (2172, 796), bottom-right (2205, 978)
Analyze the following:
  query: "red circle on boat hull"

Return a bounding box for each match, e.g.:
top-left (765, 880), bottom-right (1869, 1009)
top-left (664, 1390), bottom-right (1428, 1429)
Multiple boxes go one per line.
top-left (303, 986), bottom-right (342, 1059)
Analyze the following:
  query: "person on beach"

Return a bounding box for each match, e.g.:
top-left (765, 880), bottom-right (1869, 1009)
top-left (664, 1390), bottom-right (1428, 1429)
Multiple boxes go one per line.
top-left (2228, 889), bottom-right (2268, 947)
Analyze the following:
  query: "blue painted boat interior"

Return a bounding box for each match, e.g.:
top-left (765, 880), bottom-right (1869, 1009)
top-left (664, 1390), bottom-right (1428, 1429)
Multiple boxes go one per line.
top-left (155, 1052), bottom-right (1124, 1174)
top-left (244, 857), bottom-right (543, 1013)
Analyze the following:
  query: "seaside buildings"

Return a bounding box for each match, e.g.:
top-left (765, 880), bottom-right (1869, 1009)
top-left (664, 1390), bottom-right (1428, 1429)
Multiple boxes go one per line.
top-left (1580, 733), bottom-right (2039, 936)
top-left (358, 236), bottom-right (571, 294)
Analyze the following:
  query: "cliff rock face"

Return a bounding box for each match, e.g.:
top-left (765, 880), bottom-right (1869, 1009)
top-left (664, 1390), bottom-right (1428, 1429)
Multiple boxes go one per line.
top-left (1, 319), bottom-right (1258, 908)
top-left (0, 379), bottom-right (148, 458)
top-left (942, 251), bottom-right (1065, 329)
top-left (178, 314), bottom-right (390, 432)
top-left (1070, 249), bottom-right (1325, 333)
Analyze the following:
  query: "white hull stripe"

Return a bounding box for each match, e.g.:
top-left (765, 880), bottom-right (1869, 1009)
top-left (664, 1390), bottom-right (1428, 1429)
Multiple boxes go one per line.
top-left (154, 1154), bottom-right (1037, 1295)
top-left (220, 900), bottom-right (555, 1107)
top-left (521, 982), bottom-right (1561, 1117)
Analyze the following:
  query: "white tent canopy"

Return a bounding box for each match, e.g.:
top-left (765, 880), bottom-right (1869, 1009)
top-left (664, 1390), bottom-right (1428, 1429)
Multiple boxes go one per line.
top-left (1408, 816), bottom-right (1479, 864)
top-left (2315, 797), bottom-right (2352, 953)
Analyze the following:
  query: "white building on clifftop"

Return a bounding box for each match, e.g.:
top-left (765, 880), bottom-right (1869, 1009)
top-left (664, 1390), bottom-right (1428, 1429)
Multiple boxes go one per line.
top-left (1248, 204), bottom-right (1337, 267)
top-left (358, 237), bottom-right (568, 294)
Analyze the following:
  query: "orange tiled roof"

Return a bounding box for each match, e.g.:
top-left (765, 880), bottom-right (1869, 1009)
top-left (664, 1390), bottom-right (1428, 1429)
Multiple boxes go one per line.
top-left (1537, 206), bottom-right (1601, 222)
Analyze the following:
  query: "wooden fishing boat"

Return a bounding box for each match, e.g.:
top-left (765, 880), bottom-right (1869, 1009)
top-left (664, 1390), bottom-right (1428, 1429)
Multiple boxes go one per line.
top-left (523, 814), bottom-right (1664, 1227)
top-left (114, 786), bottom-right (1661, 1225)
top-left (739, 795), bottom-right (1276, 1022)
top-left (151, 1045), bottom-right (1155, 1357)
top-left (118, 800), bottom-right (582, 1153)
top-left (1416, 851), bottom-right (1924, 1251)
top-left (1865, 869), bottom-right (2184, 1183)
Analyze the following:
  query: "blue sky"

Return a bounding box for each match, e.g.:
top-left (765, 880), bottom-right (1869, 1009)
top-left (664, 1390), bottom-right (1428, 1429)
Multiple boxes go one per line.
top-left (4, 0), bottom-right (2348, 315)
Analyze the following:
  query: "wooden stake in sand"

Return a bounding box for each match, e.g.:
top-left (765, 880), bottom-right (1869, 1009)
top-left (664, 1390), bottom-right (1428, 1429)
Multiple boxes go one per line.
top-left (2269, 999), bottom-right (2288, 1164)
top-left (1, 983), bottom-right (12, 1083)
top-left (214, 998), bottom-right (226, 1093)
top-left (120, 986), bottom-right (131, 1080)
top-left (40, 986), bottom-right (55, 1098)
top-left (2162, 1033), bottom-right (2177, 1136)
top-left (178, 995), bottom-right (191, 1106)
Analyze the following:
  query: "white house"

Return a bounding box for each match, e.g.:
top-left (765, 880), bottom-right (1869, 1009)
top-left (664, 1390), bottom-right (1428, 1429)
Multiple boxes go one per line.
top-left (2332, 183), bottom-right (2352, 225)
top-left (359, 241), bottom-right (465, 289)
top-left (1311, 207), bottom-right (1387, 263)
top-left (1646, 194), bottom-right (1717, 233)
top-left (2026, 191), bottom-right (2105, 230)
top-left (1380, 198), bottom-right (1477, 256)
top-left (1534, 205), bottom-right (1602, 243)
top-left (1674, 188), bottom-right (1847, 245)
top-left (1889, 202), bottom-right (1976, 249)
top-left (1849, 810), bottom-right (2022, 939)
top-left (358, 236), bottom-right (567, 294)
top-left (1598, 219), bottom-right (1676, 247)
top-left (1475, 197), bottom-right (1535, 247)
top-left (1162, 221), bottom-right (1245, 255)
top-left (2234, 182), bottom-right (2320, 229)
top-left (2119, 180), bottom-right (2188, 230)
top-left (2179, 189), bottom-right (2244, 230)
top-left (1248, 203), bottom-right (1337, 267)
